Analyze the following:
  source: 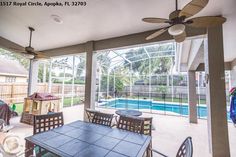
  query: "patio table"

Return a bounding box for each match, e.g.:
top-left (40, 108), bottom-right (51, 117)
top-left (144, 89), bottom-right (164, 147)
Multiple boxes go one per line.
top-left (25, 120), bottom-right (151, 157)
top-left (115, 109), bottom-right (142, 117)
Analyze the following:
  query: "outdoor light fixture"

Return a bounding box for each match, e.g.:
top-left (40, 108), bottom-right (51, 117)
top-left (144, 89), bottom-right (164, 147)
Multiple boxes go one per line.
top-left (168, 24), bottom-right (185, 36)
top-left (51, 15), bottom-right (63, 24)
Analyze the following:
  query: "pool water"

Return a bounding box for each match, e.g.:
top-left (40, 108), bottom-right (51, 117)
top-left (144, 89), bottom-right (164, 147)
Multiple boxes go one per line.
top-left (100, 99), bottom-right (231, 120)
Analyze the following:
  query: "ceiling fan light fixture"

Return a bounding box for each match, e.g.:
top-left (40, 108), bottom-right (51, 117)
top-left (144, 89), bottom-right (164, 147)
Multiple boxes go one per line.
top-left (168, 24), bottom-right (185, 36)
top-left (22, 53), bottom-right (34, 59)
top-left (51, 15), bottom-right (63, 24)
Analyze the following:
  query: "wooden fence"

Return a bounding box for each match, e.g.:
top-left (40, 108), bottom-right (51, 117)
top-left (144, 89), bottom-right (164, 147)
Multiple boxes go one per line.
top-left (0, 83), bottom-right (85, 104)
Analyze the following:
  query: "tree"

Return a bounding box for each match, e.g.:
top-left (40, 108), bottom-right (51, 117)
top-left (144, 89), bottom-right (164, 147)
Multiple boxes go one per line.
top-left (123, 47), bottom-right (173, 76)
top-left (97, 52), bottom-right (111, 74)
top-left (124, 48), bottom-right (145, 73)
top-left (0, 48), bottom-right (54, 82)
top-left (151, 57), bottom-right (173, 74)
top-left (0, 48), bottom-right (30, 69)
top-left (76, 57), bottom-right (85, 79)
top-left (38, 63), bottom-right (51, 82)
top-left (100, 73), bottom-right (130, 93)
top-left (156, 86), bottom-right (168, 94)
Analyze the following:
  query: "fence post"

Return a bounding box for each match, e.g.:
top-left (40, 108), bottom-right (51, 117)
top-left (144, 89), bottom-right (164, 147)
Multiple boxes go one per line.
top-left (180, 93), bottom-right (183, 116)
top-left (115, 92), bottom-right (117, 109)
top-left (44, 83), bottom-right (47, 93)
top-left (150, 92), bottom-right (152, 113)
top-left (163, 93), bottom-right (166, 115)
top-left (125, 91), bottom-right (129, 109)
top-left (197, 94), bottom-right (200, 118)
top-left (10, 84), bottom-right (14, 104)
top-left (138, 92), bottom-right (140, 111)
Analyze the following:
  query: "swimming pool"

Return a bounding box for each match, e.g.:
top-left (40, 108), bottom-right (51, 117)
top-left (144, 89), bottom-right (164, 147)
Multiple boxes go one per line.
top-left (99, 98), bottom-right (231, 120)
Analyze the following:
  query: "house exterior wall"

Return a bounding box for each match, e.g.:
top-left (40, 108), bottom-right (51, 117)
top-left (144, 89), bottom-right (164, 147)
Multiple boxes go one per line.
top-left (0, 75), bottom-right (28, 83)
top-left (0, 76), bottom-right (5, 82)
top-left (16, 77), bottom-right (28, 83)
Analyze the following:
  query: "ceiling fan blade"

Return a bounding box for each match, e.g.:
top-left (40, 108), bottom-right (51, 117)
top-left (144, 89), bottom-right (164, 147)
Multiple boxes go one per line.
top-left (187, 16), bottom-right (226, 28)
top-left (174, 31), bottom-right (186, 43)
top-left (146, 28), bottom-right (168, 40)
top-left (142, 18), bottom-right (169, 23)
top-left (34, 51), bottom-right (50, 59)
top-left (179, 0), bottom-right (209, 18)
top-left (0, 37), bottom-right (25, 53)
top-left (8, 47), bottom-right (26, 53)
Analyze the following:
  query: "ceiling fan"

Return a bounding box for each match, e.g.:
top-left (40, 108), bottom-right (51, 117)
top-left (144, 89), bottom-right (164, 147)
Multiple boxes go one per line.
top-left (12, 27), bottom-right (49, 59)
top-left (142, 0), bottom-right (226, 42)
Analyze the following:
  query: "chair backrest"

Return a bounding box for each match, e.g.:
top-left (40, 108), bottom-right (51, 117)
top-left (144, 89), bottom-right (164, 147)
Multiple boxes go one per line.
top-left (176, 137), bottom-right (193, 157)
top-left (117, 115), bottom-right (144, 134)
top-left (142, 117), bottom-right (153, 136)
top-left (92, 112), bottom-right (114, 127)
top-left (0, 119), bottom-right (5, 131)
top-left (85, 108), bottom-right (100, 122)
top-left (33, 112), bottom-right (64, 135)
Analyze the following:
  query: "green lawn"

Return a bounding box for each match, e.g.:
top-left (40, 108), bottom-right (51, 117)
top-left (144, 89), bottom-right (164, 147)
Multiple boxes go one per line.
top-left (63, 97), bottom-right (83, 107)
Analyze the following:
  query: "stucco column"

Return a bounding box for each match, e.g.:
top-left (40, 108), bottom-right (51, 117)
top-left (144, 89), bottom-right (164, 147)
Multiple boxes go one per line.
top-left (84, 41), bottom-right (97, 121)
top-left (27, 59), bottom-right (39, 96)
top-left (188, 70), bottom-right (198, 123)
top-left (48, 60), bottom-right (52, 93)
top-left (204, 25), bottom-right (230, 157)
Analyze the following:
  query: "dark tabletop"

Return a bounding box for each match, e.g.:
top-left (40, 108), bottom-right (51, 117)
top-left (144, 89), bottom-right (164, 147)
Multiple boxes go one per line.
top-left (115, 110), bottom-right (142, 117)
top-left (25, 120), bottom-right (151, 157)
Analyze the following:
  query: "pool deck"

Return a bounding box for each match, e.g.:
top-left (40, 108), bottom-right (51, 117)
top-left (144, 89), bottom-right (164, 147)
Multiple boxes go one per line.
top-left (1, 105), bottom-right (235, 157)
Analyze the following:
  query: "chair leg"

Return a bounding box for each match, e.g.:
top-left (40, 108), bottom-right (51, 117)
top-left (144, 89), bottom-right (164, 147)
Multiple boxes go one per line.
top-left (146, 143), bottom-right (153, 157)
top-left (25, 140), bottom-right (34, 157)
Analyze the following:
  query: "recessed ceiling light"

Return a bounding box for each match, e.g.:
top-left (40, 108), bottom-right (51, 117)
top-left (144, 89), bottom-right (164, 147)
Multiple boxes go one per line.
top-left (51, 15), bottom-right (63, 24)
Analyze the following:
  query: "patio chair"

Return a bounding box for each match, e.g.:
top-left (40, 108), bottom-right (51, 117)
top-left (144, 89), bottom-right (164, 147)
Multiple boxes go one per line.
top-left (150, 137), bottom-right (193, 157)
top-left (0, 119), bottom-right (13, 133)
top-left (0, 119), bottom-right (5, 131)
top-left (33, 112), bottom-right (64, 135)
top-left (33, 112), bottom-right (64, 156)
top-left (0, 102), bottom-right (11, 125)
top-left (142, 117), bottom-right (153, 157)
top-left (85, 108), bottom-right (100, 122)
top-left (142, 117), bottom-right (153, 136)
top-left (92, 112), bottom-right (114, 127)
top-left (117, 115), bottom-right (144, 134)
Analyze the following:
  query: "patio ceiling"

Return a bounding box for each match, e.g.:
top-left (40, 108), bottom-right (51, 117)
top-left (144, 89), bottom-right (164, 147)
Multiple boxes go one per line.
top-left (0, 0), bottom-right (236, 61)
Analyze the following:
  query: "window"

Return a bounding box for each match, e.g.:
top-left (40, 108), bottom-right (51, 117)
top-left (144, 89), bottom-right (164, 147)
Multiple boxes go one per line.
top-left (5, 76), bottom-right (16, 83)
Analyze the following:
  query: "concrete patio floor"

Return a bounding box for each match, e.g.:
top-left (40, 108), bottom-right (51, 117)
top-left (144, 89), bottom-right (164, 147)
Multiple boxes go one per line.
top-left (1, 105), bottom-right (235, 157)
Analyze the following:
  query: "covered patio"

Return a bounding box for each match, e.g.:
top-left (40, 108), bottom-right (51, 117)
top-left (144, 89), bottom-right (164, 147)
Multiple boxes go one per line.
top-left (2, 106), bottom-right (236, 156)
top-left (1, 0), bottom-right (236, 156)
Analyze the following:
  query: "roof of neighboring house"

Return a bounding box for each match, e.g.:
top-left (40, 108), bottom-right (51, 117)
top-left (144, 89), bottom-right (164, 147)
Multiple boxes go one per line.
top-left (0, 58), bottom-right (28, 77)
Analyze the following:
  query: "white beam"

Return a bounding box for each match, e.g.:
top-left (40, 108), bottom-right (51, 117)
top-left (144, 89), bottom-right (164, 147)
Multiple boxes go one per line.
top-left (113, 50), bottom-right (131, 63)
top-left (188, 39), bottom-right (204, 71)
top-left (143, 47), bottom-right (150, 58)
